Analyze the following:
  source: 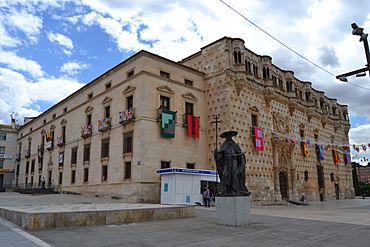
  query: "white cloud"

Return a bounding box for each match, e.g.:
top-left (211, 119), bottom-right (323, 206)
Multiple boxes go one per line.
top-left (47, 32), bottom-right (74, 50)
top-left (6, 9), bottom-right (43, 42)
top-left (0, 50), bottom-right (43, 78)
top-left (350, 124), bottom-right (370, 145)
top-left (0, 67), bottom-right (84, 124)
top-left (60, 61), bottom-right (88, 75)
top-left (0, 24), bottom-right (21, 47)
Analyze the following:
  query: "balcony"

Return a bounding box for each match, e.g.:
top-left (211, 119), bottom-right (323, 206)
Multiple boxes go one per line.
top-left (98, 118), bottom-right (111, 132)
top-left (119, 108), bottom-right (135, 124)
top-left (24, 149), bottom-right (30, 159)
top-left (81, 125), bottom-right (93, 138)
top-left (0, 153), bottom-right (12, 159)
top-left (56, 136), bottom-right (65, 147)
top-left (45, 141), bottom-right (54, 150)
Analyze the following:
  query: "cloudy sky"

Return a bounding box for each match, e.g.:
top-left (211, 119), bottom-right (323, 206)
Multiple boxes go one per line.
top-left (0, 0), bottom-right (369, 160)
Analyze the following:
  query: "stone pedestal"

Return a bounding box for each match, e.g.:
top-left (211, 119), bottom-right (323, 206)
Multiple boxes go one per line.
top-left (215, 196), bottom-right (250, 226)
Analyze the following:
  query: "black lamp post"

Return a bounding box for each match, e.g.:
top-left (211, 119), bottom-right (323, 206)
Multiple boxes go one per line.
top-left (336, 23), bottom-right (370, 81)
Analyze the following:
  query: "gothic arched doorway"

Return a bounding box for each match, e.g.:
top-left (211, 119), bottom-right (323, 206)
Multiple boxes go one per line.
top-left (279, 171), bottom-right (289, 201)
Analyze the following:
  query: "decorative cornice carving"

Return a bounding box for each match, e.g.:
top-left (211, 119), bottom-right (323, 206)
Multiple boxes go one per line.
top-left (85, 106), bottom-right (93, 113)
top-left (182, 92), bottom-right (197, 101)
top-left (249, 106), bottom-right (259, 113)
top-left (122, 85), bottom-right (136, 95)
top-left (102, 96), bottom-right (112, 105)
top-left (157, 85), bottom-right (174, 95)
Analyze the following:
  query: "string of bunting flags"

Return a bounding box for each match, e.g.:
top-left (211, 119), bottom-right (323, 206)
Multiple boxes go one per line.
top-left (251, 126), bottom-right (352, 164)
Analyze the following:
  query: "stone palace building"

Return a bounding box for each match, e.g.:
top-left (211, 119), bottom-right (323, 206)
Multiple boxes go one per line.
top-left (15, 37), bottom-right (354, 203)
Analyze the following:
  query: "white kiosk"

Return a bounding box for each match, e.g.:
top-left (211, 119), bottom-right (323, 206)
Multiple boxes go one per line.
top-left (157, 168), bottom-right (219, 205)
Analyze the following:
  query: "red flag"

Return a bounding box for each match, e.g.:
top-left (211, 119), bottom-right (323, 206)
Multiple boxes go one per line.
top-left (187, 115), bottom-right (193, 137)
top-left (194, 116), bottom-right (200, 138)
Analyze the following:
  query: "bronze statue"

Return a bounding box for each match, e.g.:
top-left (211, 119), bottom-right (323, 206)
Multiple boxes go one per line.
top-left (214, 131), bottom-right (250, 196)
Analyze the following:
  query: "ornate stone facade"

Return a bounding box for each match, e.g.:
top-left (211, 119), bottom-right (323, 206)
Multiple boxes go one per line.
top-left (181, 37), bottom-right (354, 203)
top-left (15, 37), bottom-right (354, 203)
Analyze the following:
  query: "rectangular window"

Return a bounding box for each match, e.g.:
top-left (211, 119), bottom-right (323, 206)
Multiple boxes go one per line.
top-left (0, 146), bottom-right (4, 154)
top-left (124, 162), bottom-right (131, 179)
top-left (184, 79), bottom-right (193, 86)
top-left (63, 107), bottom-right (67, 113)
top-left (101, 138), bottom-right (110, 158)
top-left (251, 114), bottom-right (258, 127)
top-left (127, 70), bottom-right (134, 78)
top-left (16, 164), bottom-right (20, 175)
top-left (87, 114), bottom-right (92, 126)
top-left (71, 147), bottom-right (78, 164)
top-left (161, 161), bottom-right (171, 169)
top-left (71, 170), bottom-right (76, 184)
top-left (160, 70), bottom-right (170, 79)
top-left (105, 105), bottom-right (111, 118)
top-left (105, 82), bottom-right (111, 90)
top-left (62, 126), bottom-right (66, 142)
top-left (127, 95), bottom-right (133, 109)
top-left (59, 172), bottom-right (63, 185)
top-left (83, 168), bottom-right (89, 183)
top-left (300, 129), bottom-right (305, 139)
top-left (0, 133), bottom-right (6, 141)
top-left (31, 159), bottom-right (35, 173)
top-left (83, 144), bottom-right (90, 162)
top-left (123, 132), bottom-right (133, 153)
top-left (88, 93), bottom-right (93, 99)
top-left (186, 163), bottom-right (195, 169)
top-left (185, 102), bottom-right (194, 116)
top-left (102, 165), bottom-right (108, 181)
top-left (0, 160), bottom-right (3, 168)
top-left (30, 176), bottom-right (33, 186)
top-left (58, 152), bottom-right (64, 166)
top-left (48, 170), bottom-right (52, 186)
top-left (160, 95), bottom-right (170, 110)
top-left (52, 114), bottom-right (56, 119)
top-left (26, 161), bottom-right (29, 174)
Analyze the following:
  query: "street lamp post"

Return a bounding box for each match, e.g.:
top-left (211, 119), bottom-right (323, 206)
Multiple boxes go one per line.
top-left (336, 23), bottom-right (370, 81)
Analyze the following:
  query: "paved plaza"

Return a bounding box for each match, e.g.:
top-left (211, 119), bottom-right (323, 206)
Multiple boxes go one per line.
top-left (1, 192), bottom-right (370, 246)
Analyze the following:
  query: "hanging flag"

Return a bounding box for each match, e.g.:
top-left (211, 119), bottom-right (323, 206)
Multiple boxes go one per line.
top-left (333, 147), bottom-right (340, 164)
top-left (344, 151), bottom-right (351, 164)
top-left (161, 109), bottom-right (176, 138)
top-left (187, 115), bottom-right (200, 138)
top-left (254, 127), bottom-right (264, 151)
top-left (302, 142), bottom-right (309, 157)
top-left (316, 144), bottom-right (324, 160)
top-left (363, 145), bottom-right (367, 151)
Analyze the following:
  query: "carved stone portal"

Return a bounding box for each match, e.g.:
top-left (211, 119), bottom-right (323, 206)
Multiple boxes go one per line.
top-left (272, 140), bottom-right (297, 201)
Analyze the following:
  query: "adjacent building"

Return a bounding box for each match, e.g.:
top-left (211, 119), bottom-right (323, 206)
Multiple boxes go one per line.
top-left (0, 124), bottom-right (17, 189)
top-left (354, 162), bottom-right (370, 183)
top-left (15, 37), bottom-right (354, 203)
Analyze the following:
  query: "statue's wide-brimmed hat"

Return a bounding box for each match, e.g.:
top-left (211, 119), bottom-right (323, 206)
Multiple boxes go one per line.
top-left (220, 130), bottom-right (238, 138)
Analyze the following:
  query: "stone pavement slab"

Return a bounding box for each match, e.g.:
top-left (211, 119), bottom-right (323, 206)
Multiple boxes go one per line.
top-left (2, 193), bottom-right (370, 246)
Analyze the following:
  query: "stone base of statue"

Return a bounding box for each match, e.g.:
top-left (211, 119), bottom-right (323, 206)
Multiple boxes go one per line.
top-left (215, 195), bottom-right (251, 226)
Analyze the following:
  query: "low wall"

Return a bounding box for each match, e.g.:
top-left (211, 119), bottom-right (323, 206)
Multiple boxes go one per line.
top-left (0, 204), bottom-right (194, 231)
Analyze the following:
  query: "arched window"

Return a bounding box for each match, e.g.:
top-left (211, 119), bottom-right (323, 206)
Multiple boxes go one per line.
top-left (233, 50), bottom-right (242, 64)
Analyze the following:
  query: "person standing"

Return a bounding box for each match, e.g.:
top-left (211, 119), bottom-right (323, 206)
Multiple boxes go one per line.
top-left (202, 187), bottom-right (211, 207)
top-left (40, 176), bottom-right (46, 189)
